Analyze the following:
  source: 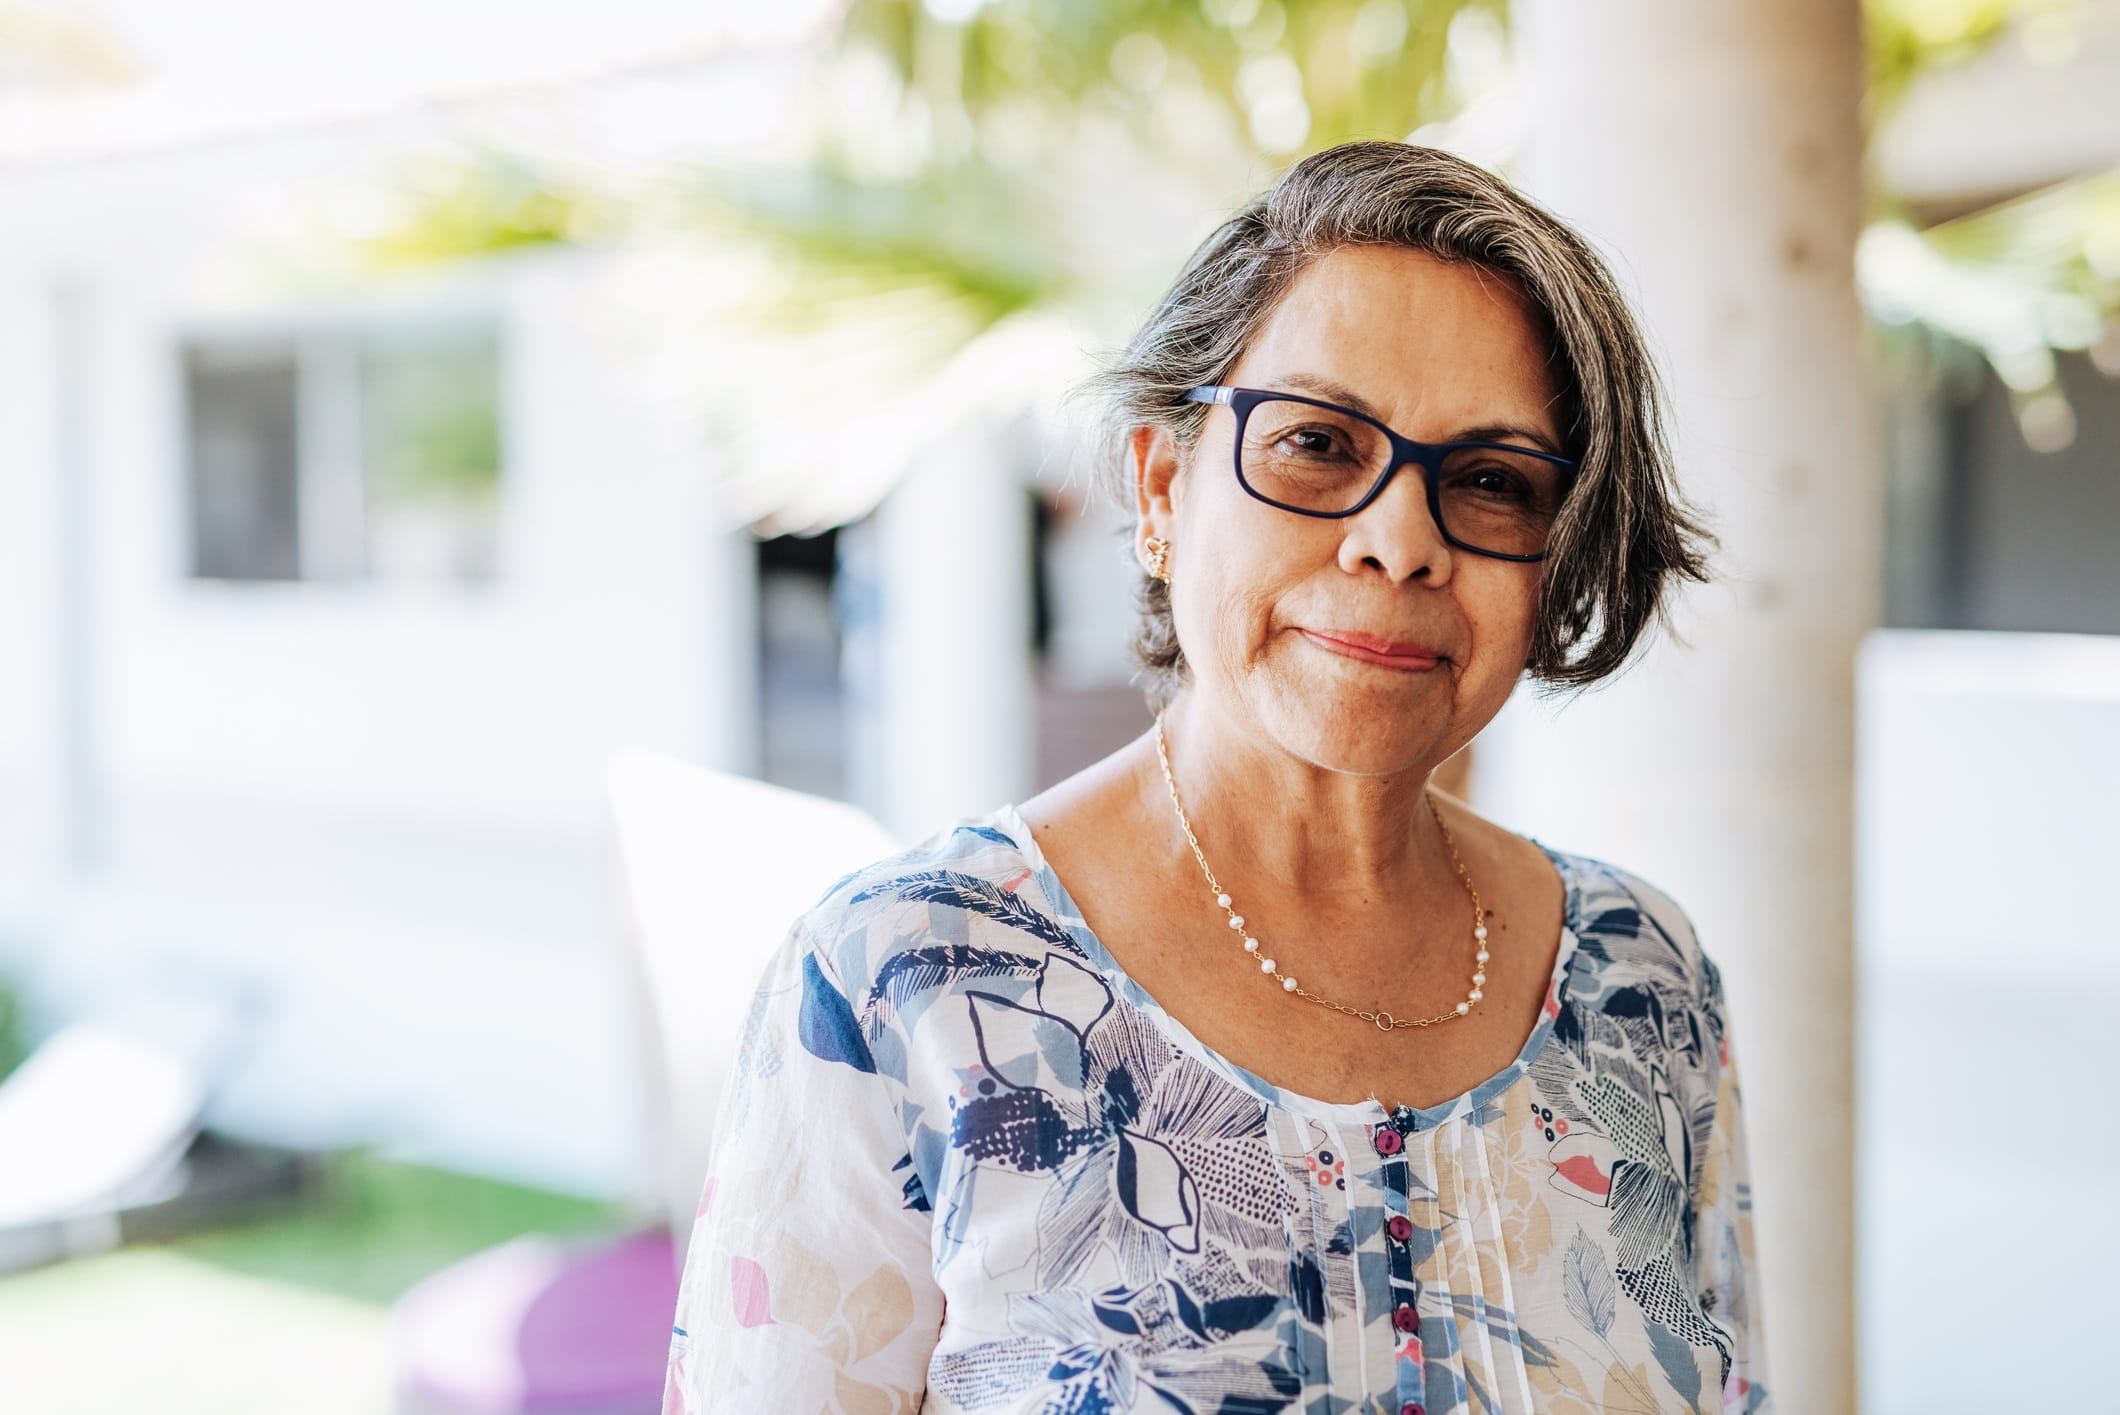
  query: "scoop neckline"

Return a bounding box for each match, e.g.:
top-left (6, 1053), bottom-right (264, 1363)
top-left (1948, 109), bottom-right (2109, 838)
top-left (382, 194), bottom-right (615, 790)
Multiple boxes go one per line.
top-left (985, 799), bottom-right (1586, 1131)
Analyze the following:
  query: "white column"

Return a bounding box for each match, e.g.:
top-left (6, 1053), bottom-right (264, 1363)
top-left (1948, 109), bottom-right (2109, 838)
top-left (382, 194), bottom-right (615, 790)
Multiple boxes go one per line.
top-left (50, 279), bottom-right (104, 879)
top-left (1501, 3), bottom-right (1873, 1411)
top-left (863, 419), bottom-right (1037, 841)
top-left (296, 330), bottom-right (367, 583)
top-left (697, 519), bottom-right (761, 778)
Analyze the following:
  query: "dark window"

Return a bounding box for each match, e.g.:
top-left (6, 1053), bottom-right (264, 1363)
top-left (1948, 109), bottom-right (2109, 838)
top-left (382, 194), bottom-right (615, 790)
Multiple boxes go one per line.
top-left (758, 528), bottom-right (845, 797)
top-left (186, 340), bottom-right (301, 581)
top-left (181, 321), bottom-right (502, 586)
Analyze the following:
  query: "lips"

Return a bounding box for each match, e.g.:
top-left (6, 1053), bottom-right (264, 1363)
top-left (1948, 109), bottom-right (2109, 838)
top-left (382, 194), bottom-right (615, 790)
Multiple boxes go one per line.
top-left (1300, 628), bottom-right (1442, 669)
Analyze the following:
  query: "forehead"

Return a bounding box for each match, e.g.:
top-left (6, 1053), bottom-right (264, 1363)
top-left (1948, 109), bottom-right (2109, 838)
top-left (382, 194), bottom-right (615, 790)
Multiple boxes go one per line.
top-left (1229, 244), bottom-right (1562, 438)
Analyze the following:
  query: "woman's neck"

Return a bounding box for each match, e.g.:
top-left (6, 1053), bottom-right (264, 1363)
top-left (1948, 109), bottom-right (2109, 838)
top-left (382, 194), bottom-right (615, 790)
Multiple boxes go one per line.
top-left (1142, 693), bottom-right (1463, 911)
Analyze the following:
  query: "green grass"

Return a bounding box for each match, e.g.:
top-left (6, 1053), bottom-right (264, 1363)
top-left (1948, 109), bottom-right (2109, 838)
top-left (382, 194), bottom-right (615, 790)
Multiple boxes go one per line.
top-left (0, 1148), bottom-right (630, 1415)
top-left (166, 1145), bottom-right (619, 1304)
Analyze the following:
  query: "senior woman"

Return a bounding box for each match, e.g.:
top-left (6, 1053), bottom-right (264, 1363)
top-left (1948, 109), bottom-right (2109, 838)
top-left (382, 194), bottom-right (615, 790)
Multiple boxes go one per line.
top-left (664, 141), bottom-right (1770, 1415)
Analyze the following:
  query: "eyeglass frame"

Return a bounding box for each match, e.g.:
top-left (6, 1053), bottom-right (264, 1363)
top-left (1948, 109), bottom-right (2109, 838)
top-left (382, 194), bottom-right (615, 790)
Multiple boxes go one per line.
top-left (1181, 384), bottom-right (1578, 563)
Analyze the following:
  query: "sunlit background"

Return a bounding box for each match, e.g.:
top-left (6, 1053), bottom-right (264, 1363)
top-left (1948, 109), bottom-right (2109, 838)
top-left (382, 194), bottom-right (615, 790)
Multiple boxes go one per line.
top-left (1, 1), bottom-right (2116, 1411)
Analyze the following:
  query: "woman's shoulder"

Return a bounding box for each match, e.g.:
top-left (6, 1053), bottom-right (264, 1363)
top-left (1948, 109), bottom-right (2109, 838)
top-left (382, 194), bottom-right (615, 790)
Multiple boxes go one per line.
top-left (1538, 842), bottom-right (1731, 1015)
top-left (786, 806), bottom-right (1071, 998)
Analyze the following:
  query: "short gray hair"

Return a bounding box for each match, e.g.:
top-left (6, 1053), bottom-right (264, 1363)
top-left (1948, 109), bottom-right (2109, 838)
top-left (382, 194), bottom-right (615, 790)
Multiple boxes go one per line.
top-left (1080, 141), bottom-right (1713, 708)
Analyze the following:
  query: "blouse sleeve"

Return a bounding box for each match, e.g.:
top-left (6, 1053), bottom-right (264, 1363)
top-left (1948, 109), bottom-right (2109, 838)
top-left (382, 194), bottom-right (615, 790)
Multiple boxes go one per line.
top-left (662, 913), bottom-right (945, 1415)
top-left (1693, 973), bottom-right (1773, 1415)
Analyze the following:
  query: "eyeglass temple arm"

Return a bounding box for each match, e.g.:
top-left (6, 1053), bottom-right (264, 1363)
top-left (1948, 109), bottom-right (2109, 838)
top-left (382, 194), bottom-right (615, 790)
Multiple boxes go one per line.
top-left (1182, 386), bottom-right (1234, 406)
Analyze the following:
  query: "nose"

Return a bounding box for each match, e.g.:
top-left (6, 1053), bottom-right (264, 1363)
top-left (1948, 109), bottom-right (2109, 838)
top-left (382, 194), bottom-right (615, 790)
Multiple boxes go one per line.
top-left (1334, 457), bottom-right (1453, 585)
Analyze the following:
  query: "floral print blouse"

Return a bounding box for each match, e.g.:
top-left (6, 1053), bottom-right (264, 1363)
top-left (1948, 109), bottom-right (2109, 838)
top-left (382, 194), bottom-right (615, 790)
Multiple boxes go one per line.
top-left (663, 803), bottom-right (1771, 1415)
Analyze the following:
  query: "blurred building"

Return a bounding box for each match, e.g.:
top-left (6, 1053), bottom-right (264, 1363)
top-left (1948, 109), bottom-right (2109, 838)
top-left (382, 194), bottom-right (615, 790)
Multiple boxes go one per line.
top-left (0, 125), bottom-right (741, 1197)
top-left (0, 31), bottom-right (1146, 1201)
top-left (1856, 20), bottom-right (2120, 1411)
top-left (1871, 10), bottom-right (2120, 637)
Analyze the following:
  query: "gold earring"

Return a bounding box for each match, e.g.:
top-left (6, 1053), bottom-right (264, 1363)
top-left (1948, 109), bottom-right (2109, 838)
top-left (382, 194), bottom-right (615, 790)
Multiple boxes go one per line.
top-left (1143, 536), bottom-right (1171, 583)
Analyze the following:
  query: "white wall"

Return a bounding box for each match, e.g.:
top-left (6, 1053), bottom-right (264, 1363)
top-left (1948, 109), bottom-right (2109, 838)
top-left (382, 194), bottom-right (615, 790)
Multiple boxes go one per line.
top-left (0, 121), bottom-right (755, 1196)
top-left (0, 120), bottom-right (754, 832)
top-left (1853, 629), bottom-right (2120, 1412)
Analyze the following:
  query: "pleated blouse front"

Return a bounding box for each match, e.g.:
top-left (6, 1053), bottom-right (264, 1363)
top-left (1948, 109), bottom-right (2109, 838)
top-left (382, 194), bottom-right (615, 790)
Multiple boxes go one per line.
top-left (663, 803), bottom-right (1772, 1415)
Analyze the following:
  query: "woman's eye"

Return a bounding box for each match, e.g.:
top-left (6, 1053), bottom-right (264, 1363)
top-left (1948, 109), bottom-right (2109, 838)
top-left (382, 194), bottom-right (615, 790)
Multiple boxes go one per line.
top-left (1460, 467), bottom-right (1528, 499)
top-left (1283, 427), bottom-right (1343, 456)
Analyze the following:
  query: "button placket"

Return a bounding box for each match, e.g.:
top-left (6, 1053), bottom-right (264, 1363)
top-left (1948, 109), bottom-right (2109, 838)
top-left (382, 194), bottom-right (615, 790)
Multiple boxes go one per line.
top-left (1373, 1111), bottom-right (1427, 1415)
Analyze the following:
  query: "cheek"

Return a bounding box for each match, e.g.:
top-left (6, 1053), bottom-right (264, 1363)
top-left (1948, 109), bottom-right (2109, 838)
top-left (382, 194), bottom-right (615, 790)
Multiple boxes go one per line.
top-left (1177, 556), bottom-right (1284, 672)
top-left (1174, 492), bottom-right (1321, 656)
top-left (1460, 568), bottom-right (1543, 667)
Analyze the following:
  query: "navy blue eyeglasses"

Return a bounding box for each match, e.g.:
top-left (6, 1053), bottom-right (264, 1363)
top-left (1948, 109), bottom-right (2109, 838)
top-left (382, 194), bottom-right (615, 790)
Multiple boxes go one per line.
top-left (1183, 385), bottom-right (1576, 562)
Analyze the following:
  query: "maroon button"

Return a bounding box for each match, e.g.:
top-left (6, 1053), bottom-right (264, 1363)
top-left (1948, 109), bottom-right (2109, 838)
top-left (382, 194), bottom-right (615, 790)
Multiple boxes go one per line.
top-left (1400, 1404), bottom-right (1425, 1415)
top-left (1386, 1215), bottom-right (1414, 1242)
top-left (1374, 1126), bottom-right (1404, 1156)
top-left (1393, 1302), bottom-right (1419, 1333)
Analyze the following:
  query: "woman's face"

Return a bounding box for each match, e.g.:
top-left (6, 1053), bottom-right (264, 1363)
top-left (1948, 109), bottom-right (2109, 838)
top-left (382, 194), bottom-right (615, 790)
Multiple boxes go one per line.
top-left (1136, 243), bottom-right (1565, 777)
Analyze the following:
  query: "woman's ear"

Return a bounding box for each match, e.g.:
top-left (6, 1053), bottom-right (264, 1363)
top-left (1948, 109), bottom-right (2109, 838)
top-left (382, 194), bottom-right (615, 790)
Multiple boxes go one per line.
top-left (1132, 424), bottom-right (1182, 531)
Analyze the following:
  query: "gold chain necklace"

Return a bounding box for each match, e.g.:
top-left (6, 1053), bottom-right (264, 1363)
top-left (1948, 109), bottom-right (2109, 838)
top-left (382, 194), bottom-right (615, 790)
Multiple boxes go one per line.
top-left (1152, 712), bottom-right (1490, 1031)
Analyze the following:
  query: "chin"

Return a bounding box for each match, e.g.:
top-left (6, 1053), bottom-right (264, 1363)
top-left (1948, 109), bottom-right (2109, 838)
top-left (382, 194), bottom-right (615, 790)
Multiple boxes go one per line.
top-left (1257, 688), bottom-right (1442, 779)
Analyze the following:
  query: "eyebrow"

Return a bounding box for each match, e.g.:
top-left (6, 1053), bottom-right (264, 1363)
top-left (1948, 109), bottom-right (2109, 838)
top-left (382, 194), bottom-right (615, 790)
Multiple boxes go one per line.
top-left (1272, 372), bottom-right (1567, 457)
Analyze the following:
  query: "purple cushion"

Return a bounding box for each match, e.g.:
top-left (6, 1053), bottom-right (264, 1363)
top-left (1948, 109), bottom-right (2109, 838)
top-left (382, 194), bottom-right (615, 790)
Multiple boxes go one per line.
top-left (393, 1227), bottom-right (678, 1414)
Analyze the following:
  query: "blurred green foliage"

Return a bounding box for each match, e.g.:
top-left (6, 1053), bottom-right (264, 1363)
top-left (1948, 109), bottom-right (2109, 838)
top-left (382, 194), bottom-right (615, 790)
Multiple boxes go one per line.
top-left (668, 0), bottom-right (1503, 369)
top-left (368, 0), bottom-right (1496, 334)
top-left (1865, 0), bottom-right (2025, 118)
top-left (1922, 166), bottom-right (2120, 294)
top-left (693, 160), bottom-right (1071, 335)
top-left (357, 157), bottom-right (602, 269)
top-left (833, 0), bottom-right (1488, 155)
top-left (0, 1), bottom-right (142, 93)
top-left (0, 972), bottom-right (26, 1081)
top-left (355, 0), bottom-right (2120, 460)
top-left (1858, 1), bottom-right (2120, 434)
top-left (360, 333), bottom-right (503, 506)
